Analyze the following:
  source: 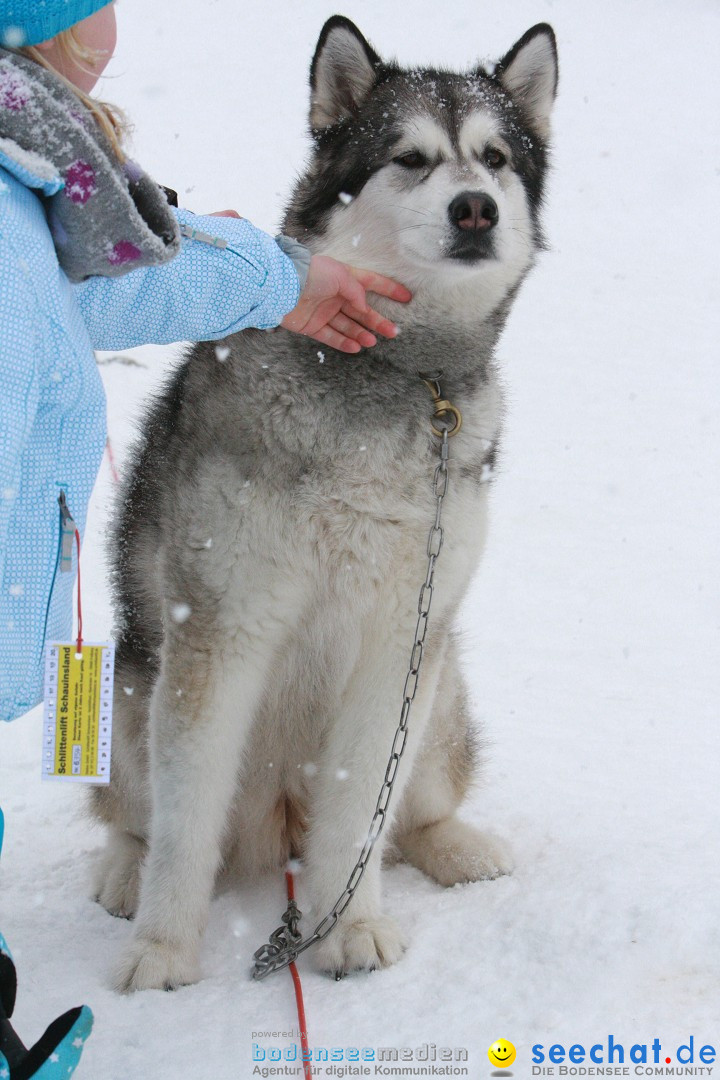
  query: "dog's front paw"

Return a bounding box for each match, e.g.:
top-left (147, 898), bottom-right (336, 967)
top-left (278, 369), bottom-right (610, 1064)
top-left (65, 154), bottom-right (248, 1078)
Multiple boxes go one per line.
top-left (114, 937), bottom-right (200, 993)
top-left (315, 915), bottom-right (407, 978)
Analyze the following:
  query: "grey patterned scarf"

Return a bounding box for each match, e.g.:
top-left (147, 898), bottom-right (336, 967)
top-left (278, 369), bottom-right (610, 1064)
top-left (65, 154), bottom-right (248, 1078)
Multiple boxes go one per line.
top-left (0, 48), bottom-right (180, 281)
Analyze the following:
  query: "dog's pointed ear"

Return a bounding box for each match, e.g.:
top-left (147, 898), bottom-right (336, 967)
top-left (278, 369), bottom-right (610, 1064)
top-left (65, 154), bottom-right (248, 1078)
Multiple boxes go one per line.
top-left (310, 16), bottom-right (382, 131)
top-left (496, 23), bottom-right (558, 139)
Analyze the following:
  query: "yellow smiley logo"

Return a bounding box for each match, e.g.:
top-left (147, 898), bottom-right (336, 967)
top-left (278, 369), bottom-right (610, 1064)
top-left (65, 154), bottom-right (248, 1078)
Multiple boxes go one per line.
top-left (488, 1039), bottom-right (516, 1069)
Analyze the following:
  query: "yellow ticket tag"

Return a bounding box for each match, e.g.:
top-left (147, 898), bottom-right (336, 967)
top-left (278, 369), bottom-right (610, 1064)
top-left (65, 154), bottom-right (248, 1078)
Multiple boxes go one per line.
top-left (42, 642), bottom-right (115, 784)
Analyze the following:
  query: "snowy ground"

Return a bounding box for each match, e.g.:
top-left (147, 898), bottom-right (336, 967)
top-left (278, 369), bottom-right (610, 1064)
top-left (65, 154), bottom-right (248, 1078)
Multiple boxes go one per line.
top-left (1, 1), bottom-right (719, 1077)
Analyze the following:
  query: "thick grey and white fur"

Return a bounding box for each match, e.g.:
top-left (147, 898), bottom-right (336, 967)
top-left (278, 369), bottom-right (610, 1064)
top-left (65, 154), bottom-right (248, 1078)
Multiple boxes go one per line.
top-left (90, 17), bottom-right (558, 992)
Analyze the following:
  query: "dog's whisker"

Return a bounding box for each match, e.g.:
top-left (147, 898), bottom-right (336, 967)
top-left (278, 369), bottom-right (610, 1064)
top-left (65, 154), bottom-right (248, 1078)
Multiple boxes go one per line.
top-left (397, 205), bottom-right (435, 218)
top-left (395, 223), bottom-right (442, 235)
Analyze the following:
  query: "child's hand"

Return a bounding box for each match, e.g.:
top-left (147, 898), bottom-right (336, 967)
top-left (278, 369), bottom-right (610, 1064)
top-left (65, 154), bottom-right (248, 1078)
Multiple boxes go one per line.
top-left (280, 255), bottom-right (412, 353)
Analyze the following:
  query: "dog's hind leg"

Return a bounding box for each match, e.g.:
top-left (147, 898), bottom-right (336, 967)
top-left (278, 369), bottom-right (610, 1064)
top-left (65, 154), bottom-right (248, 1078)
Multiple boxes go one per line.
top-left (93, 829), bottom-right (146, 919)
top-left (114, 611), bottom-right (284, 993)
top-left (391, 635), bottom-right (513, 885)
top-left (90, 653), bottom-right (153, 919)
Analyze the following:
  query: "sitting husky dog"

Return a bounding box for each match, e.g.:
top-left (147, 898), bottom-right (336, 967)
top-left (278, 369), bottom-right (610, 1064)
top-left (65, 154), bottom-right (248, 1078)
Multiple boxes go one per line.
top-left (92, 16), bottom-right (557, 991)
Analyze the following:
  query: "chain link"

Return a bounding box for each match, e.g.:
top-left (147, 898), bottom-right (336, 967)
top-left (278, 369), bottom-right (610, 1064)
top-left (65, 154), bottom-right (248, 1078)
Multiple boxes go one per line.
top-left (252, 401), bottom-right (454, 980)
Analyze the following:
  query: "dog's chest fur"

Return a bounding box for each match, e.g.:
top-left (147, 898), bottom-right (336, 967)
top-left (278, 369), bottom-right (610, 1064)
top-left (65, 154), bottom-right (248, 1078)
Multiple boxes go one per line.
top-left (172, 324), bottom-right (503, 616)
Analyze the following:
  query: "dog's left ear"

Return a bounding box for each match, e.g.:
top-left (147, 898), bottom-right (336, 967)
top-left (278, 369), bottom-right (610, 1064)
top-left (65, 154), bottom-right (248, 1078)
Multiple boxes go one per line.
top-left (310, 16), bottom-right (382, 132)
top-left (496, 23), bottom-right (558, 139)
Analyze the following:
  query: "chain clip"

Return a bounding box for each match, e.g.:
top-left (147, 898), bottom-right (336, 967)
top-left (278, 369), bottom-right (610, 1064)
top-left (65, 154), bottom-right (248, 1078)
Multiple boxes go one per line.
top-left (419, 370), bottom-right (462, 437)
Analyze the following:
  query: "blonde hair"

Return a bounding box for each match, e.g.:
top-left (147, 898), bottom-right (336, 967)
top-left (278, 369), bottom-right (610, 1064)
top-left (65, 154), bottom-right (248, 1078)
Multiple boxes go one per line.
top-left (20, 27), bottom-right (128, 160)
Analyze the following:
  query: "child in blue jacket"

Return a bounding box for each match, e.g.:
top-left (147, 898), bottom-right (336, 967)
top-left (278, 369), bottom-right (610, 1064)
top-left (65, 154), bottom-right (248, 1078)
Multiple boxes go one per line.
top-left (0, 0), bottom-right (410, 726)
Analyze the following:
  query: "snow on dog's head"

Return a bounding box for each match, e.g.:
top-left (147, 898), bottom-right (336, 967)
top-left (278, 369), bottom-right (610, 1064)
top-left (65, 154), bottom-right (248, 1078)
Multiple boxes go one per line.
top-left (284, 17), bottom-right (558, 304)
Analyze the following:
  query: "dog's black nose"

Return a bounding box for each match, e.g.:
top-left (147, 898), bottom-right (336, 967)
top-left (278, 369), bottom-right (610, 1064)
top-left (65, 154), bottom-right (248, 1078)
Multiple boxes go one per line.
top-left (448, 191), bottom-right (499, 231)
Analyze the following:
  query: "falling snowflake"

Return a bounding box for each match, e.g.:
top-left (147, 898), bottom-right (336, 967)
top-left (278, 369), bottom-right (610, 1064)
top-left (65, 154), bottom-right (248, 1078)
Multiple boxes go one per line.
top-left (215, 345), bottom-right (230, 362)
top-left (171, 603), bottom-right (192, 623)
top-left (338, 192), bottom-right (353, 205)
top-left (1, 25), bottom-right (25, 47)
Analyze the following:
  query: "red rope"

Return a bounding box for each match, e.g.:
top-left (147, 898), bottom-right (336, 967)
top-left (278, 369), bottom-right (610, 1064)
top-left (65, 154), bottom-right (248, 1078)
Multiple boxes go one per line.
top-left (105, 435), bottom-right (121, 486)
top-left (74, 528), bottom-right (83, 657)
top-left (285, 871), bottom-right (311, 1080)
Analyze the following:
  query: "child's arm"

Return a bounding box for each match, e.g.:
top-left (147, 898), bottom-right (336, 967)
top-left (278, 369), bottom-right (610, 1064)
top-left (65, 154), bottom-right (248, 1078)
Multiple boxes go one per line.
top-left (73, 209), bottom-right (303, 349)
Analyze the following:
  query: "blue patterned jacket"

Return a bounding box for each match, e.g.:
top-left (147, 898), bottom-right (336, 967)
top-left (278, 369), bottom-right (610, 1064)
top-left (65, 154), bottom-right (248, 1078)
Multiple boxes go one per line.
top-left (0, 149), bottom-right (303, 723)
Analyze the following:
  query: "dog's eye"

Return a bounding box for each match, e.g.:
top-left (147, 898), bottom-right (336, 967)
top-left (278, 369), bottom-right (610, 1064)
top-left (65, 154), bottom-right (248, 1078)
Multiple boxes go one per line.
top-left (394, 151), bottom-right (428, 169)
top-left (484, 147), bottom-right (507, 169)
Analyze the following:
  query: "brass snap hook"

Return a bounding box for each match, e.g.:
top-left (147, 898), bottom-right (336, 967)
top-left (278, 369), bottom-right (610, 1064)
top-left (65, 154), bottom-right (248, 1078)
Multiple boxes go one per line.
top-left (420, 372), bottom-right (462, 437)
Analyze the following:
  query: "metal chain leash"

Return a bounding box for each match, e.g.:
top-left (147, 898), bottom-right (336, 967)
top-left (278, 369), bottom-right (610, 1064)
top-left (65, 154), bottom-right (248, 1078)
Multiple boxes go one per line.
top-left (252, 372), bottom-right (460, 980)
